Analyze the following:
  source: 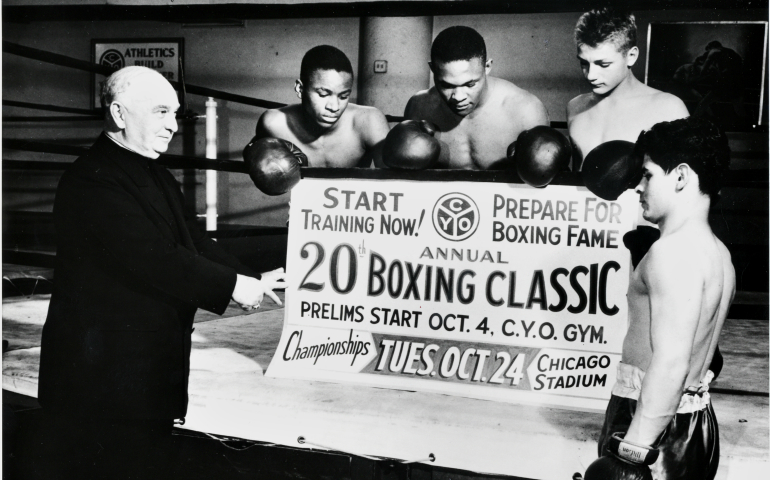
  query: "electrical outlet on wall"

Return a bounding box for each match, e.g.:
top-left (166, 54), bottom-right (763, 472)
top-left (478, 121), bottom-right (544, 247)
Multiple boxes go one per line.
top-left (374, 60), bottom-right (388, 73)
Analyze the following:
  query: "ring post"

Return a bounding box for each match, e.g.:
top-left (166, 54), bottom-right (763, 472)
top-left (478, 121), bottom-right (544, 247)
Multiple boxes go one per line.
top-left (205, 97), bottom-right (218, 231)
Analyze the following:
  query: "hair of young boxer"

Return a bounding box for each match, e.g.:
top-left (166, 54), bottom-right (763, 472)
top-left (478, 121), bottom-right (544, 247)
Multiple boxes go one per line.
top-left (574, 8), bottom-right (637, 54)
top-left (100, 66), bottom-right (162, 112)
top-left (633, 116), bottom-right (731, 203)
top-left (430, 26), bottom-right (487, 66)
top-left (299, 45), bottom-right (354, 85)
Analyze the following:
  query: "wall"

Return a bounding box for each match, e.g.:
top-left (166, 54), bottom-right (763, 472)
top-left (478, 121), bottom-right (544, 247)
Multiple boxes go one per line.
top-left (435, 8), bottom-right (769, 123)
top-left (3, 7), bottom-right (767, 233)
top-left (3, 17), bottom-right (360, 226)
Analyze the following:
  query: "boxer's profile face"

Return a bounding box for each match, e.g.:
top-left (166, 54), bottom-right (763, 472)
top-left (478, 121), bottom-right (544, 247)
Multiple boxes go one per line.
top-left (297, 69), bottom-right (353, 129)
top-left (577, 41), bottom-right (638, 95)
top-left (636, 157), bottom-right (677, 223)
top-left (431, 57), bottom-right (490, 116)
top-left (116, 73), bottom-right (179, 158)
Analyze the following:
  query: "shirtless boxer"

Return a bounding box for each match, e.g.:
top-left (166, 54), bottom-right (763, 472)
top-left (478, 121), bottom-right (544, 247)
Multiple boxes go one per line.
top-left (589, 117), bottom-right (734, 480)
top-left (256, 45), bottom-right (390, 168)
top-left (568, 9), bottom-right (689, 170)
top-left (404, 26), bottom-right (549, 170)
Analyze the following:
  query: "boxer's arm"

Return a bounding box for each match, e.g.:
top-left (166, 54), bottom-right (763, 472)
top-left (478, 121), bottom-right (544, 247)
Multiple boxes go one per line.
top-left (566, 96), bottom-right (582, 124)
top-left (357, 107), bottom-right (390, 168)
top-left (404, 94), bottom-right (450, 168)
top-left (657, 93), bottom-right (690, 123)
top-left (255, 109), bottom-right (281, 138)
top-left (516, 95), bottom-right (550, 130)
top-left (625, 243), bottom-right (703, 446)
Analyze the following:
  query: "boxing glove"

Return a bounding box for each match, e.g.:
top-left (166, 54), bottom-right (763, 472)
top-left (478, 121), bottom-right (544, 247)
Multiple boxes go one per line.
top-left (582, 140), bottom-right (641, 201)
top-left (508, 126), bottom-right (572, 187)
top-left (623, 225), bottom-right (661, 269)
top-left (584, 433), bottom-right (659, 480)
top-left (584, 455), bottom-right (653, 480)
top-left (243, 136), bottom-right (307, 196)
top-left (382, 120), bottom-right (441, 169)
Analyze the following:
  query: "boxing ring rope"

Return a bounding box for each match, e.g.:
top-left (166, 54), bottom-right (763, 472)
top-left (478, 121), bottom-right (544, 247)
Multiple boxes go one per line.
top-left (3, 39), bottom-right (768, 257)
top-left (1, 40), bottom-right (404, 122)
top-left (2, 139), bottom-right (248, 173)
top-left (2, 100), bottom-right (103, 122)
top-left (4, 35), bottom-right (768, 242)
top-left (3, 129), bottom-right (768, 191)
top-left (1, 40), bottom-right (411, 230)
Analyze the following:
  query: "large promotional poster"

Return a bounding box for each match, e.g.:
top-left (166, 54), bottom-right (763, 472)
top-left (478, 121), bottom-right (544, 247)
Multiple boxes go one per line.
top-left (267, 177), bottom-right (639, 411)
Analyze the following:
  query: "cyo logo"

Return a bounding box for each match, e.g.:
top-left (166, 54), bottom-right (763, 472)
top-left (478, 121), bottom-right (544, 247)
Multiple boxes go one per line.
top-left (100, 49), bottom-right (125, 71)
top-left (432, 193), bottom-right (479, 241)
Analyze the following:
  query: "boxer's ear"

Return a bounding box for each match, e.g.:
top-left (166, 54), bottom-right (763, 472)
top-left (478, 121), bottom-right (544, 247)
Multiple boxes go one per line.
top-left (485, 59), bottom-right (493, 75)
top-left (674, 163), bottom-right (690, 191)
top-left (428, 61), bottom-right (435, 73)
top-left (294, 80), bottom-right (303, 99)
top-left (626, 46), bottom-right (640, 68)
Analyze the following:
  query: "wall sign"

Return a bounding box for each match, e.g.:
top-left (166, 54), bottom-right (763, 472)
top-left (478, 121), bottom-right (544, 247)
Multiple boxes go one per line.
top-left (91, 38), bottom-right (184, 109)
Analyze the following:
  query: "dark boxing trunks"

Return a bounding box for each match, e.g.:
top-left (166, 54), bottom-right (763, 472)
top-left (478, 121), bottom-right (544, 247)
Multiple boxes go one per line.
top-left (598, 362), bottom-right (719, 480)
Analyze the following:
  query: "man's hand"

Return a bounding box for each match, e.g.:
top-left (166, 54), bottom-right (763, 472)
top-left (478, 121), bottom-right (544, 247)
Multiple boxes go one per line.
top-left (232, 270), bottom-right (287, 310)
top-left (260, 268), bottom-right (287, 305)
top-left (262, 267), bottom-right (286, 288)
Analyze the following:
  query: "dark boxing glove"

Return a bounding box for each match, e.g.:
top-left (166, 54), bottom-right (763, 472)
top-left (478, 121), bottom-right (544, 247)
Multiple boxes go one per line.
top-left (623, 226), bottom-right (661, 269)
top-left (584, 433), bottom-right (659, 480)
top-left (243, 136), bottom-right (307, 196)
top-left (382, 120), bottom-right (441, 169)
top-left (582, 140), bottom-right (641, 201)
top-left (507, 125), bottom-right (571, 187)
top-left (584, 455), bottom-right (653, 480)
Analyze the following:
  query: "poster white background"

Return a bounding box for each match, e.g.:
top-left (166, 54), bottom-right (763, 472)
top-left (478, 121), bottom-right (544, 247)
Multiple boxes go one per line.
top-left (268, 177), bottom-right (639, 410)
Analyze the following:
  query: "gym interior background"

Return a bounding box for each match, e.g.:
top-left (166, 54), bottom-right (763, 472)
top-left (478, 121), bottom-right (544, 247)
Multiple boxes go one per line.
top-left (4, 1), bottom-right (768, 242)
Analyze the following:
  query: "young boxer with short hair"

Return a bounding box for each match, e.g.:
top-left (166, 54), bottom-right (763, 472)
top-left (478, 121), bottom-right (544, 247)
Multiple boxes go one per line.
top-left (567, 8), bottom-right (689, 170)
top-left (402, 26), bottom-right (550, 170)
top-left (584, 117), bottom-right (734, 480)
top-left (256, 45), bottom-right (390, 168)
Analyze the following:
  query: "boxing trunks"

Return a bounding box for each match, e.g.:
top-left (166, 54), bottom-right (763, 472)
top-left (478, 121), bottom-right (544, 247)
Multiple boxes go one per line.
top-left (598, 362), bottom-right (719, 480)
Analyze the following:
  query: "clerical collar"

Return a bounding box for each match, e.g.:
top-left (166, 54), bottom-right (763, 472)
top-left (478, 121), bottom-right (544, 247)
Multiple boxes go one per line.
top-left (105, 134), bottom-right (158, 160)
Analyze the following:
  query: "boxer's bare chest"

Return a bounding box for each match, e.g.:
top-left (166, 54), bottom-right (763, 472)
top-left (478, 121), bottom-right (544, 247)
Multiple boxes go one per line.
top-left (569, 97), bottom-right (663, 161)
top-left (622, 266), bottom-right (653, 366)
top-left (439, 108), bottom-right (523, 170)
top-left (280, 120), bottom-right (366, 168)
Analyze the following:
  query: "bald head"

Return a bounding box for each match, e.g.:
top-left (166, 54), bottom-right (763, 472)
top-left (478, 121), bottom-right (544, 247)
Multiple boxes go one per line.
top-left (102, 66), bottom-right (180, 159)
top-left (101, 66), bottom-right (170, 111)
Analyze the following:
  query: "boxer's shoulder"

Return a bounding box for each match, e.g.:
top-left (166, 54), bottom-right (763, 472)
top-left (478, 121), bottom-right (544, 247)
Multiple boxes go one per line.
top-left (567, 93), bottom-right (598, 120)
top-left (488, 77), bottom-right (545, 112)
top-left (347, 103), bottom-right (389, 142)
top-left (644, 89), bottom-right (690, 121)
top-left (642, 231), bottom-right (708, 280)
top-left (620, 83), bottom-right (688, 121)
top-left (347, 103), bottom-right (387, 125)
top-left (489, 76), bottom-right (532, 100)
top-left (257, 105), bottom-right (309, 142)
top-left (405, 88), bottom-right (443, 118)
top-left (256, 106), bottom-right (292, 134)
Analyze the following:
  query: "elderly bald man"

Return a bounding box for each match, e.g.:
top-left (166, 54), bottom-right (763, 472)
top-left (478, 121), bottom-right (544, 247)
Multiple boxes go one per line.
top-left (37, 66), bottom-right (285, 478)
